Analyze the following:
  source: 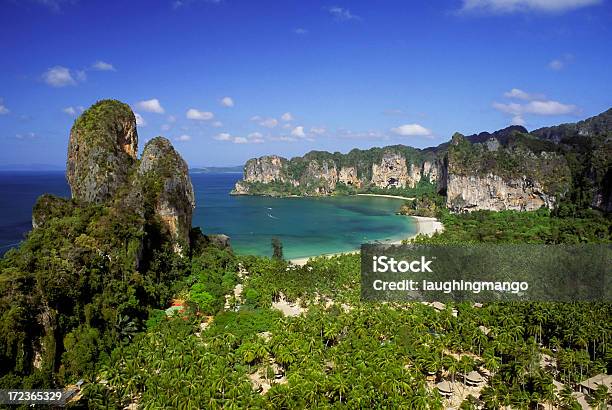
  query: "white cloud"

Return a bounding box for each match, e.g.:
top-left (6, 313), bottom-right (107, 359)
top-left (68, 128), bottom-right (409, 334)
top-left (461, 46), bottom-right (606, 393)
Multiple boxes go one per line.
top-left (214, 132), bottom-right (232, 141)
top-left (0, 99), bottom-right (9, 115)
top-left (503, 88), bottom-right (533, 100)
top-left (62, 106), bottom-right (76, 116)
top-left (161, 124), bottom-right (171, 131)
top-left (525, 100), bottom-right (578, 115)
top-left (173, 0), bottom-right (221, 8)
top-left (175, 134), bottom-right (191, 142)
top-left (282, 123), bottom-right (292, 129)
top-left (281, 112), bottom-right (294, 121)
top-left (327, 6), bottom-right (361, 21)
top-left (294, 28), bottom-right (308, 35)
top-left (250, 115), bottom-right (279, 128)
top-left (215, 132), bottom-right (265, 144)
top-left (167, 115), bottom-right (177, 123)
top-left (15, 132), bottom-right (37, 140)
top-left (390, 123), bottom-right (433, 137)
top-left (247, 132), bottom-right (265, 143)
top-left (212, 121), bottom-right (223, 128)
top-left (494, 89), bottom-right (578, 125)
top-left (460, 0), bottom-right (601, 13)
top-left (137, 99), bottom-right (165, 114)
top-left (186, 108), bottom-right (214, 120)
top-left (310, 127), bottom-right (326, 135)
top-left (548, 59), bottom-right (564, 70)
top-left (493, 100), bottom-right (578, 116)
top-left (260, 118), bottom-right (278, 128)
top-left (276, 136), bottom-right (298, 142)
top-left (548, 54), bottom-right (573, 71)
top-left (62, 106), bottom-right (85, 116)
top-left (92, 61), bottom-right (116, 71)
top-left (135, 112), bottom-right (146, 126)
top-left (42, 66), bottom-right (77, 87)
top-left (336, 129), bottom-right (387, 140)
top-left (493, 102), bottom-right (523, 115)
top-left (220, 96), bottom-right (234, 107)
top-left (291, 126), bottom-right (306, 138)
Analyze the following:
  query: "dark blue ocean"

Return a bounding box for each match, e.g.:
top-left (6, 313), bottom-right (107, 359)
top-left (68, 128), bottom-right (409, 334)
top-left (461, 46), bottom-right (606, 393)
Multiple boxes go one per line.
top-left (0, 172), bottom-right (415, 259)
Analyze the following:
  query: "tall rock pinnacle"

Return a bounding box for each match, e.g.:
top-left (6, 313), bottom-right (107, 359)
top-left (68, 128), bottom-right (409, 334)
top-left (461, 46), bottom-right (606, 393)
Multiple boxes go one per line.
top-left (66, 100), bottom-right (138, 204)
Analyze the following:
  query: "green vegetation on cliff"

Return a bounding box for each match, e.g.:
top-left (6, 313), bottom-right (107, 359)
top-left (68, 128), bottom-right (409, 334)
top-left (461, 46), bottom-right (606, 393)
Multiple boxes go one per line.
top-left (448, 132), bottom-right (572, 196)
top-left (0, 100), bottom-right (199, 391)
top-left (0, 197), bottom-right (176, 387)
top-left (67, 100), bottom-right (138, 204)
top-left (235, 145), bottom-right (438, 197)
top-left (398, 193), bottom-right (446, 217)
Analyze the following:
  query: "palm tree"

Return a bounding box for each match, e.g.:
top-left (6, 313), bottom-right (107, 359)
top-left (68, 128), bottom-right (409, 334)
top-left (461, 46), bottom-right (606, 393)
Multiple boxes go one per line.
top-left (558, 385), bottom-right (579, 410)
top-left (589, 384), bottom-right (610, 410)
top-left (483, 350), bottom-right (501, 378)
top-left (481, 385), bottom-right (502, 409)
top-left (459, 355), bottom-right (475, 384)
top-left (459, 394), bottom-right (479, 410)
top-left (442, 355), bottom-right (459, 383)
top-left (534, 373), bottom-right (556, 410)
top-left (409, 386), bottom-right (430, 410)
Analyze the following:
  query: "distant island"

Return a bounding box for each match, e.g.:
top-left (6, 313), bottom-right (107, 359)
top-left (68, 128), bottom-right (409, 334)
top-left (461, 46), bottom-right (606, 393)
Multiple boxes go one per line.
top-left (190, 165), bottom-right (244, 173)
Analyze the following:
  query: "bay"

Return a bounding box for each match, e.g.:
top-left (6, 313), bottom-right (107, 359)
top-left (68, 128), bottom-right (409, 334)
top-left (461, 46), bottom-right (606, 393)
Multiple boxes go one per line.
top-left (0, 172), bottom-right (416, 259)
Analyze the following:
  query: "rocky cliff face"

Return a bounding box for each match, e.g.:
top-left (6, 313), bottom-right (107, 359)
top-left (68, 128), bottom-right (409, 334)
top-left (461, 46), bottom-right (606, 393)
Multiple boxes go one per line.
top-left (371, 152), bottom-right (409, 188)
top-left (531, 109), bottom-right (612, 212)
top-left (233, 109), bottom-right (611, 213)
top-left (232, 147), bottom-right (438, 196)
top-left (243, 155), bottom-right (288, 183)
top-left (64, 99), bottom-right (195, 253)
top-left (338, 166), bottom-right (361, 188)
top-left (444, 133), bottom-right (571, 212)
top-left (138, 137), bottom-right (195, 254)
top-left (5, 100), bottom-right (199, 383)
top-left (446, 174), bottom-right (556, 212)
top-left (66, 100), bottom-right (138, 204)
top-left (300, 160), bottom-right (339, 194)
top-left (233, 155), bottom-right (289, 195)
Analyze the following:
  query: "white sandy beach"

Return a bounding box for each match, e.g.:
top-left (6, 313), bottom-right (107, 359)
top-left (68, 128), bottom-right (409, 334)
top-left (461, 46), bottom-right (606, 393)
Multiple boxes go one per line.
top-left (356, 193), bottom-right (415, 201)
top-left (289, 215), bottom-right (444, 266)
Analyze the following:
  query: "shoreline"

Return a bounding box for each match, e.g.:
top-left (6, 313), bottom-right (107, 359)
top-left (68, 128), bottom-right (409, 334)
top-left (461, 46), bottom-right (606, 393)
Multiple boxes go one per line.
top-left (289, 215), bottom-right (444, 266)
top-left (356, 193), bottom-right (415, 201)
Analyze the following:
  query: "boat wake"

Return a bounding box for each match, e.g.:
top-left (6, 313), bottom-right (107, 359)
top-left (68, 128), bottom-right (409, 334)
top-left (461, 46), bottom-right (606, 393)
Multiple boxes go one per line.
top-left (267, 213), bottom-right (279, 219)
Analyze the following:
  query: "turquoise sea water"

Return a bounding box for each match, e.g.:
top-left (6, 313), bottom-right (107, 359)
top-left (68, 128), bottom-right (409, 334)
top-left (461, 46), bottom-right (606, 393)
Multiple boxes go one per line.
top-left (0, 172), bottom-right (416, 259)
top-left (194, 173), bottom-right (415, 259)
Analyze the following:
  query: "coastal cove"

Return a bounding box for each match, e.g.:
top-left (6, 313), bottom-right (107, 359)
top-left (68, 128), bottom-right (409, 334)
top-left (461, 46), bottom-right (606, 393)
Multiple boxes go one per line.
top-left (194, 173), bottom-right (418, 259)
top-left (1, 172), bottom-right (421, 259)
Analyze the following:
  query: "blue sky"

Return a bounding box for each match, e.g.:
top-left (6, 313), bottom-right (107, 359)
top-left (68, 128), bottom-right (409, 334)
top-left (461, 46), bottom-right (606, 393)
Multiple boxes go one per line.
top-left (0, 0), bottom-right (610, 167)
